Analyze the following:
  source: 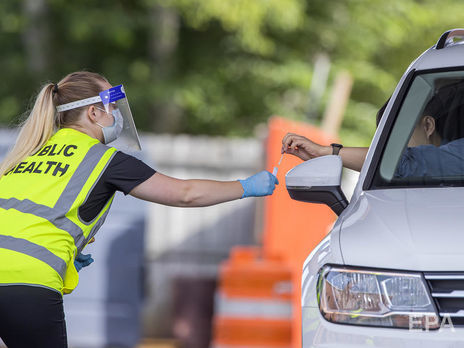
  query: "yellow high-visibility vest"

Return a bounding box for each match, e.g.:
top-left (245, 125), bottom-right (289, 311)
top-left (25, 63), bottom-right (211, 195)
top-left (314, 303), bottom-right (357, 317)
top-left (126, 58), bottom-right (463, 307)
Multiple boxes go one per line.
top-left (0, 128), bottom-right (117, 294)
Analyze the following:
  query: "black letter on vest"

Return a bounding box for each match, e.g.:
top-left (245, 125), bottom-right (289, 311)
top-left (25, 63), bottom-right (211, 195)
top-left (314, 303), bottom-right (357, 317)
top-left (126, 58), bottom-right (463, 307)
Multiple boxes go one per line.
top-left (23, 162), bottom-right (36, 174)
top-left (44, 161), bottom-right (57, 174)
top-left (14, 162), bottom-right (27, 174)
top-left (52, 162), bottom-right (70, 177)
top-left (63, 145), bottom-right (77, 157)
top-left (37, 146), bottom-right (51, 156)
top-left (33, 162), bottom-right (43, 174)
top-left (48, 144), bottom-right (58, 156)
top-left (56, 144), bottom-right (66, 156)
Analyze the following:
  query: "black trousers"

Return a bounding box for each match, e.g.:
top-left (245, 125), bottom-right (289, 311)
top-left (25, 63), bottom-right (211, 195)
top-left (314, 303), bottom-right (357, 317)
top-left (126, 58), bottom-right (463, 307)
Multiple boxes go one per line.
top-left (0, 285), bottom-right (67, 348)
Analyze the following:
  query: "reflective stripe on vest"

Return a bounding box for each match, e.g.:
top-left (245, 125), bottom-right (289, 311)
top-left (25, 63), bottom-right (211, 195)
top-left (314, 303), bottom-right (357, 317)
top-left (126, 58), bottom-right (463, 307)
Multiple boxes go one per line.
top-left (54, 143), bottom-right (109, 215)
top-left (0, 197), bottom-right (82, 242)
top-left (0, 142), bottom-right (114, 280)
top-left (0, 235), bottom-right (67, 279)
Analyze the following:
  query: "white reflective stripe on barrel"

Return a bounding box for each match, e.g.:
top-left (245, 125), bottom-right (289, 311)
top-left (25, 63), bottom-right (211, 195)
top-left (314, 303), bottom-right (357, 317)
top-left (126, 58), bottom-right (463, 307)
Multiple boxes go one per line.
top-left (215, 293), bottom-right (292, 319)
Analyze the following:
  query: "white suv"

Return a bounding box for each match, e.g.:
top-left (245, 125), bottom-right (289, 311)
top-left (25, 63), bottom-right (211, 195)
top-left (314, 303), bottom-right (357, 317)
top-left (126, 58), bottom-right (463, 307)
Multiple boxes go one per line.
top-left (286, 29), bottom-right (464, 347)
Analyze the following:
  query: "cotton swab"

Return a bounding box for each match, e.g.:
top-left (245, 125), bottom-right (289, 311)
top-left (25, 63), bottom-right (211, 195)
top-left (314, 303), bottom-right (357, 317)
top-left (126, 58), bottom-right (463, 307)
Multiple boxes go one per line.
top-left (272, 154), bottom-right (285, 176)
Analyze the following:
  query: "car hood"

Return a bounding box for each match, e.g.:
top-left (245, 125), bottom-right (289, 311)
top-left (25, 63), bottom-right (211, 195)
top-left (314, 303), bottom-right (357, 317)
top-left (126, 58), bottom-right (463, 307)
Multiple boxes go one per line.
top-left (340, 187), bottom-right (464, 271)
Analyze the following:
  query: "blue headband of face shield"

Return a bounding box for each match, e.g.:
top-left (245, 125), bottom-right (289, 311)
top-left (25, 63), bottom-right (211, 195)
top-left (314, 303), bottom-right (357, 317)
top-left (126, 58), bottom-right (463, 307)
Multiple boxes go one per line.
top-left (56, 85), bottom-right (126, 113)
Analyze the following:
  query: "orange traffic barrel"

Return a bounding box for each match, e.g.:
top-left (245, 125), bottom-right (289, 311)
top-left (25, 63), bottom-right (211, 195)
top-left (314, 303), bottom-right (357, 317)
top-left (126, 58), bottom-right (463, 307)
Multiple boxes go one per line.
top-left (211, 246), bottom-right (293, 348)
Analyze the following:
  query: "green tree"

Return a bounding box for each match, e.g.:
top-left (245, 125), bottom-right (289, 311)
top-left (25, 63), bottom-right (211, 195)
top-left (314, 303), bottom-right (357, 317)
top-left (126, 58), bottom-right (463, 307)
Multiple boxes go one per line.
top-left (1, 0), bottom-right (464, 145)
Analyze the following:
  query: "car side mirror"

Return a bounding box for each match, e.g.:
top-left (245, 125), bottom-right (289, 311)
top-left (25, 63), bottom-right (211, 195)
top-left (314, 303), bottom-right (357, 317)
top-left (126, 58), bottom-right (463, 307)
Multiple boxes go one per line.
top-left (285, 155), bottom-right (348, 215)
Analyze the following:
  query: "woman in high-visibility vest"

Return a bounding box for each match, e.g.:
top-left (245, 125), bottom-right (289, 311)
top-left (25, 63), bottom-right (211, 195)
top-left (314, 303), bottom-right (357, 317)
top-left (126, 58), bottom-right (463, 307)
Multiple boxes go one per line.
top-left (0, 71), bottom-right (277, 348)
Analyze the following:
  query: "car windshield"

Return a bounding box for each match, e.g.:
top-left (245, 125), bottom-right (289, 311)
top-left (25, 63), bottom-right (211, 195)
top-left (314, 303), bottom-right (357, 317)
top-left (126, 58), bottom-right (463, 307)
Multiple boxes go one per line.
top-left (373, 70), bottom-right (464, 188)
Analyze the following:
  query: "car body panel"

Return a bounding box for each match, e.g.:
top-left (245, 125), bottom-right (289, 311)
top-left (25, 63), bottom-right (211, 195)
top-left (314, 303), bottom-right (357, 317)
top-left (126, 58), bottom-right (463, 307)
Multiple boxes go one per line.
top-left (340, 187), bottom-right (464, 271)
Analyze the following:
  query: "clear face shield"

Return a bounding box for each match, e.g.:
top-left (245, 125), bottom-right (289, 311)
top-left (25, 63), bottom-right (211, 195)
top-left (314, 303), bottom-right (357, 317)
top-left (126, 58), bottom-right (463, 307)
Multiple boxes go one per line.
top-left (56, 84), bottom-right (142, 151)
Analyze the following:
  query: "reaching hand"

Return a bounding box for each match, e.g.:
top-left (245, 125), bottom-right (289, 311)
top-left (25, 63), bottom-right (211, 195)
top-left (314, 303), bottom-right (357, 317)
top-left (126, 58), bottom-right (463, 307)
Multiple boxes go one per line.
top-left (281, 133), bottom-right (329, 161)
top-left (239, 171), bottom-right (279, 198)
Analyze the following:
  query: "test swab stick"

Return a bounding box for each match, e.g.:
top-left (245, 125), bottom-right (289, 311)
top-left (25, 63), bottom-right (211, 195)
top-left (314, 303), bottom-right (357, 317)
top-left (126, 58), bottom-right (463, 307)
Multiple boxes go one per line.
top-left (272, 154), bottom-right (285, 176)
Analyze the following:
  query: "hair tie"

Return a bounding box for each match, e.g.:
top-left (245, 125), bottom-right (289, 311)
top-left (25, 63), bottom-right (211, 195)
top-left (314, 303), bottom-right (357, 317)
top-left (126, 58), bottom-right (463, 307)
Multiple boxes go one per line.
top-left (52, 83), bottom-right (59, 94)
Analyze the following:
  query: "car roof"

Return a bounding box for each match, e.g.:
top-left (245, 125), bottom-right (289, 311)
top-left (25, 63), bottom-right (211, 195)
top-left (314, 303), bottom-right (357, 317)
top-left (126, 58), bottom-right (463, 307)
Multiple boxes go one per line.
top-left (412, 29), bottom-right (464, 71)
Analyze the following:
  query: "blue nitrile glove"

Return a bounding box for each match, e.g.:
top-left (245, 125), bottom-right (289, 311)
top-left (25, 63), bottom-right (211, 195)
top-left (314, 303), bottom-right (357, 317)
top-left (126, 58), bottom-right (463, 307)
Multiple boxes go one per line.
top-left (74, 253), bottom-right (94, 272)
top-left (239, 171), bottom-right (279, 198)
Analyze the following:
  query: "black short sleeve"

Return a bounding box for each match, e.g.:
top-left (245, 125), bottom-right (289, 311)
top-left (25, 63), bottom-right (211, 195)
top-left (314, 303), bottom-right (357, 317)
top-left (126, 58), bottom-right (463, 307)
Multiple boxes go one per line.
top-left (78, 151), bottom-right (156, 223)
top-left (103, 151), bottom-right (156, 195)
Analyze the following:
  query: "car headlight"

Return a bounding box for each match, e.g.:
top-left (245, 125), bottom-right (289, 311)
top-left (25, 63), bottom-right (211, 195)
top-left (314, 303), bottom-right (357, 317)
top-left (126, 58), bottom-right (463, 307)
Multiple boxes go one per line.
top-left (317, 266), bottom-right (439, 329)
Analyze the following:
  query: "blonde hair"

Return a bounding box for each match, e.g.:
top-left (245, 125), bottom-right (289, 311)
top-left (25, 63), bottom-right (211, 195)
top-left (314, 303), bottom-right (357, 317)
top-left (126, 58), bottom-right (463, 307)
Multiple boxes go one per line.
top-left (0, 71), bottom-right (108, 177)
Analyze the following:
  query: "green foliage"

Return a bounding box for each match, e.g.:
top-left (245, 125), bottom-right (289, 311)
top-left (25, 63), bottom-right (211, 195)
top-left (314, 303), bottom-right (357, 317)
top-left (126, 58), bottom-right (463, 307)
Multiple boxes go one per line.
top-left (2, 0), bottom-right (464, 143)
top-left (162, 0), bottom-right (306, 55)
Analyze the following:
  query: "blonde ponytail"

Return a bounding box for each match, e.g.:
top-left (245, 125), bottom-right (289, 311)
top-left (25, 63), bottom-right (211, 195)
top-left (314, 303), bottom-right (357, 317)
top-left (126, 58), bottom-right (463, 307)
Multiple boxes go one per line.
top-left (0, 83), bottom-right (57, 177)
top-left (0, 71), bottom-right (108, 178)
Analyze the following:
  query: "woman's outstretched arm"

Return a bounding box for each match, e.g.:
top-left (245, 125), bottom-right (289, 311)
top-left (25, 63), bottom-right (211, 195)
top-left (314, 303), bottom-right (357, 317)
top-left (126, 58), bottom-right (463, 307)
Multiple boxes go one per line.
top-left (129, 171), bottom-right (277, 207)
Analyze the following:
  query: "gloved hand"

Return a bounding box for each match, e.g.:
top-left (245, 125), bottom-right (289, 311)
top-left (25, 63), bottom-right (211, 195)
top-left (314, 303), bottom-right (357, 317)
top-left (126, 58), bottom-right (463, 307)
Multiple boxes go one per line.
top-left (74, 253), bottom-right (94, 272)
top-left (239, 171), bottom-right (279, 198)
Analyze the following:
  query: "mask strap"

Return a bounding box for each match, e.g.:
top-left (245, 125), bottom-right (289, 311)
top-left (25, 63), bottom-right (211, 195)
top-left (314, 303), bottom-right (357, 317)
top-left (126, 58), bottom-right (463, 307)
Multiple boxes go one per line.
top-left (95, 106), bottom-right (109, 114)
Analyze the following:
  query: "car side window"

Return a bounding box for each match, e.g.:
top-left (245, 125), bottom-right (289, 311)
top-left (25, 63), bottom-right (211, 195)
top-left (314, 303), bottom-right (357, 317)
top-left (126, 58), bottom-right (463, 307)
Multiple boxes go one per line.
top-left (374, 70), bottom-right (464, 187)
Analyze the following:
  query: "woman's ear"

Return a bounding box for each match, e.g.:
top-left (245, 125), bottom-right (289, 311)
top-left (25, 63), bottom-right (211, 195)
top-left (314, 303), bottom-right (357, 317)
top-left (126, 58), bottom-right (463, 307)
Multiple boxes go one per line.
top-left (87, 105), bottom-right (98, 124)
